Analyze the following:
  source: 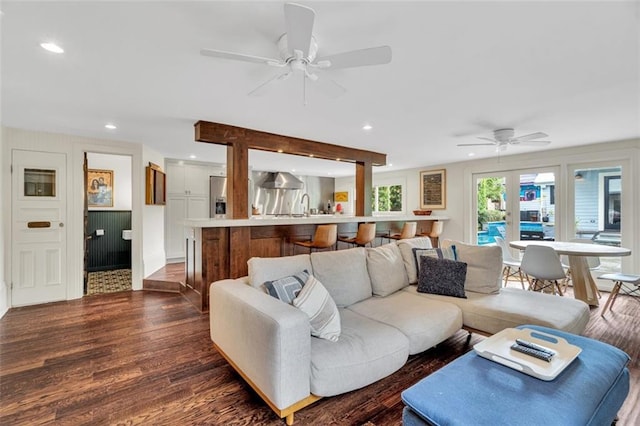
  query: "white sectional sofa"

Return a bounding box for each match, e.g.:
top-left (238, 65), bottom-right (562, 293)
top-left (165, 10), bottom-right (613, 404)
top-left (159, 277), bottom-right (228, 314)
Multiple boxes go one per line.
top-left (209, 238), bottom-right (590, 425)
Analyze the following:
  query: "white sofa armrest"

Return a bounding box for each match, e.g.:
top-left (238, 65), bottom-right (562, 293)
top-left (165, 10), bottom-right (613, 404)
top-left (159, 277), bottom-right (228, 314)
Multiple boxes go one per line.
top-left (209, 279), bottom-right (311, 410)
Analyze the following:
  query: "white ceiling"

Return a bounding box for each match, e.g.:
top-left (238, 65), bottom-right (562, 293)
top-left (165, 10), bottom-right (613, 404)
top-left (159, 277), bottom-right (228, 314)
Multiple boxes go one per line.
top-left (2, 1), bottom-right (639, 177)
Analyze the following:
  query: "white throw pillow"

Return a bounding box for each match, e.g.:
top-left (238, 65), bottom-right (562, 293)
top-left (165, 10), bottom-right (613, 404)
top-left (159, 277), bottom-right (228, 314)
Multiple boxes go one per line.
top-left (366, 243), bottom-right (409, 296)
top-left (442, 240), bottom-right (502, 294)
top-left (293, 276), bottom-right (341, 342)
top-left (248, 254), bottom-right (313, 289)
top-left (396, 237), bottom-right (433, 284)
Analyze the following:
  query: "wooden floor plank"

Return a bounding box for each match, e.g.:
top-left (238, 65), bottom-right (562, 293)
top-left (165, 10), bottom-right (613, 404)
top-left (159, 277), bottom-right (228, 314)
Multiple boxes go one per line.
top-left (1, 287), bottom-right (638, 425)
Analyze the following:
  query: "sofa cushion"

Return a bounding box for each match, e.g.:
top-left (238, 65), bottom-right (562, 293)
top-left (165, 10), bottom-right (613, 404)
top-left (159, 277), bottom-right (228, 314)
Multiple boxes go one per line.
top-left (404, 286), bottom-right (590, 335)
top-left (442, 240), bottom-right (502, 294)
top-left (397, 237), bottom-right (433, 284)
top-left (417, 256), bottom-right (467, 299)
top-left (366, 243), bottom-right (409, 296)
top-left (413, 246), bottom-right (457, 275)
top-left (248, 254), bottom-right (313, 289)
top-left (264, 270), bottom-right (309, 304)
top-left (310, 247), bottom-right (372, 308)
top-left (348, 291), bottom-right (462, 355)
top-left (309, 309), bottom-right (409, 396)
top-left (293, 276), bottom-right (341, 342)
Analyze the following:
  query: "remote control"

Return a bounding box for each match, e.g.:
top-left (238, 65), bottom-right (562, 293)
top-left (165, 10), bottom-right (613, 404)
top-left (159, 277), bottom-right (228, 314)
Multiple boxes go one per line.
top-left (511, 343), bottom-right (553, 362)
top-left (515, 338), bottom-right (556, 356)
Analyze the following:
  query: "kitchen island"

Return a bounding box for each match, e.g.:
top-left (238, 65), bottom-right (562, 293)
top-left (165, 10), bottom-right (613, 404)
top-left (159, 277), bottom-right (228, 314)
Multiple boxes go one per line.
top-left (182, 214), bottom-right (448, 311)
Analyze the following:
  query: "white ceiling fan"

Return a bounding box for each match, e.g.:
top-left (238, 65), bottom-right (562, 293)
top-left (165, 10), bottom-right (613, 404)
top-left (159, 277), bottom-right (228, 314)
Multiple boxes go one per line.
top-left (457, 128), bottom-right (551, 151)
top-left (200, 2), bottom-right (392, 101)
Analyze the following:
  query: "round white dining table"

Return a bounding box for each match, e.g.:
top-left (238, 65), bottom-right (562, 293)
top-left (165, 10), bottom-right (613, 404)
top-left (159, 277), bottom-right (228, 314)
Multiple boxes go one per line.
top-left (509, 240), bottom-right (631, 307)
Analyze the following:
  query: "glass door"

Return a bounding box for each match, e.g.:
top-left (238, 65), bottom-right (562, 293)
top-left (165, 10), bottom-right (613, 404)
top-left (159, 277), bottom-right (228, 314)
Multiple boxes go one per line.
top-left (572, 165), bottom-right (622, 279)
top-left (474, 167), bottom-right (558, 246)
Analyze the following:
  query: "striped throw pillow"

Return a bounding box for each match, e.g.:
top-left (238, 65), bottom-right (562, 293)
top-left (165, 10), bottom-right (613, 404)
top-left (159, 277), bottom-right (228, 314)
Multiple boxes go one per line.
top-left (263, 270), bottom-right (309, 304)
top-left (293, 276), bottom-right (341, 342)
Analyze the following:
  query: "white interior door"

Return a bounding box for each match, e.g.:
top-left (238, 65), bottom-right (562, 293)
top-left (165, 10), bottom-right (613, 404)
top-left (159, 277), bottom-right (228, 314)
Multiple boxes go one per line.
top-left (11, 149), bottom-right (68, 306)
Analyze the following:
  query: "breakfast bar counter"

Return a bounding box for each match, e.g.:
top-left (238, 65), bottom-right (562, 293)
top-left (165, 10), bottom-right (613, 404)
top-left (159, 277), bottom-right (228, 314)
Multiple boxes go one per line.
top-left (182, 214), bottom-right (448, 311)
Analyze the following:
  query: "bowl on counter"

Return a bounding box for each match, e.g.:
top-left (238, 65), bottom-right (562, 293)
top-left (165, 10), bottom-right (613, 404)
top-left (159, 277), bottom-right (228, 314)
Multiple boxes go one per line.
top-left (413, 210), bottom-right (432, 216)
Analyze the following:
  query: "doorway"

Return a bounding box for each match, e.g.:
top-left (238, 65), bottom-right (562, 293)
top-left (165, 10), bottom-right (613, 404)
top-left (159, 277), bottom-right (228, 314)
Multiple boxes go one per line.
top-left (473, 167), bottom-right (558, 247)
top-left (84, 152), bottom-right (133, 296)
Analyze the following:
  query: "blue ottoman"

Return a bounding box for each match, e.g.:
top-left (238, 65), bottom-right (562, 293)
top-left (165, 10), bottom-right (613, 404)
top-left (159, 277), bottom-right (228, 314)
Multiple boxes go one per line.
top-left (401, 325), bottom-right (630, 426)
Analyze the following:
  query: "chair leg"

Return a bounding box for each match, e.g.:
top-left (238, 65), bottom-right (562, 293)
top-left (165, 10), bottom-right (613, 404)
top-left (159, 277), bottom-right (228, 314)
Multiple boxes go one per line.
top-left (601, 281), bottom-right (622, 317)
top-left (554, 280), bottom-right (563, 296)
top-left (517, 269), bottom-right (525, 290)
top-left (502, 266), bottom-right (509, 287)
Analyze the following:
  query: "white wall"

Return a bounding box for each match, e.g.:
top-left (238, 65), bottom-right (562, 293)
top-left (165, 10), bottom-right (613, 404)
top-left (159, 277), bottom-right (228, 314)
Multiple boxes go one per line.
top-left (0, 129), bottom-right (7, 318)
top-left (87, 152), bottom-right (132, 210)
top-left (142, 145), bottom-right (167, 277)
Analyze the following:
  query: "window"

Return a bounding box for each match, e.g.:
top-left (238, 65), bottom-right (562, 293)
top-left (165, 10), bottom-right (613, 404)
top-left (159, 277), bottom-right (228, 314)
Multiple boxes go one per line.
top-left (372, 184), bottom-right (403, 213)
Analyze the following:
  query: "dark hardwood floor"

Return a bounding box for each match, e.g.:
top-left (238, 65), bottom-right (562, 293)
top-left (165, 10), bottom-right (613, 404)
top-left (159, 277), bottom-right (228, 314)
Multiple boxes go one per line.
top-left (1, 285), bottom-right (638, 425)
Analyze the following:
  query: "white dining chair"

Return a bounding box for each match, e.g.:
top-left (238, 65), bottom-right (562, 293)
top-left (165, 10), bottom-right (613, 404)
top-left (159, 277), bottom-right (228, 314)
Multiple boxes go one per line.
top-left (520, 245), bottom-right (566, 296)
top-left (494, 236), bottom-right (526, 289)
top-left (598, 273), bottom-right (640, 317)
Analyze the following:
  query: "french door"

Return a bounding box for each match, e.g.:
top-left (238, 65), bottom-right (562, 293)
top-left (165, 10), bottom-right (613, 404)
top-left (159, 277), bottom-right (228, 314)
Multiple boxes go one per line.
top-left (473, 167), bottom-right (559, 248)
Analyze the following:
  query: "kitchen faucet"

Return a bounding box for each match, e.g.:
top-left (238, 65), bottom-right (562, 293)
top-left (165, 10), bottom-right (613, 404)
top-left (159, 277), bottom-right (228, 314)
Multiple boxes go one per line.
top-left (301, 193), bottom-right (310, 217)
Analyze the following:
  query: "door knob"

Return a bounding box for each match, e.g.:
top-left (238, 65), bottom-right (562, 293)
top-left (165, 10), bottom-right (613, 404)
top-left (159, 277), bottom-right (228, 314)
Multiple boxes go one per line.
top-left (59, 223), bottom-right (64, 227)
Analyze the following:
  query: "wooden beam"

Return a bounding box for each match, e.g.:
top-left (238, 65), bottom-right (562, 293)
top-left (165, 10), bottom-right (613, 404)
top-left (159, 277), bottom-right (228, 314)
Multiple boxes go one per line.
top-left (226, 142), bottom-right (249, 219)
top-left (195, 121), bottom-right (386, 166)
top-left (355, 161), bottom-right (373, 216)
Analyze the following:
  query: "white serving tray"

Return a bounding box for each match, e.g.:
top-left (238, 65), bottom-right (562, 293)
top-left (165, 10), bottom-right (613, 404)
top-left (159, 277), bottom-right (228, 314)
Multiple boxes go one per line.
top-left (473, 327), bottom-right (582, 381)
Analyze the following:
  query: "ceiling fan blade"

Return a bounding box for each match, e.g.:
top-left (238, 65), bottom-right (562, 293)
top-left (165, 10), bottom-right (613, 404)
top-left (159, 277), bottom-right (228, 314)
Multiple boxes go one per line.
top-left (200, 48), bottom-right (279, 65)
top-left (317, 46), bottom-right (392, 70)
top-left (284, 3), bottom-right (315, 57)
top-left (515, 140), bottom-right (552, 146)
top-left (312, 75), bottom-right (346, 98)
top-left (512, 131), bottom-right (548, 142)
top-left (457, 143), bottom-right (497, 147)
top-left (248, 72), bottom-right (291, 97)
top-left (476, 136), bottom-right (497, 143)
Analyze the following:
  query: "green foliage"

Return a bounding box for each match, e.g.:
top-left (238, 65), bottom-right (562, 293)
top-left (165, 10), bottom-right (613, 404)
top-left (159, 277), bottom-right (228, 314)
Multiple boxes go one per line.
top-left (477, 177), bottom-right (504, 229)
top-left (372, 185), bottom-right (403, 212)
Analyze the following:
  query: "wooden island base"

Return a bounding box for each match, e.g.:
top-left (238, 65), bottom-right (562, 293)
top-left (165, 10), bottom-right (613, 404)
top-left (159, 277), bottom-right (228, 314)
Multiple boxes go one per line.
top-left (183, 217), bottom-right (445, 312)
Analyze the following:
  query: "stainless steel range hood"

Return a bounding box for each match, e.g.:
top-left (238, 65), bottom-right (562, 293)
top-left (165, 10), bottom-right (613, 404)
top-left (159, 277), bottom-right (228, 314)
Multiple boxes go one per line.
top-left (259, 172), bottom-right (304, 189)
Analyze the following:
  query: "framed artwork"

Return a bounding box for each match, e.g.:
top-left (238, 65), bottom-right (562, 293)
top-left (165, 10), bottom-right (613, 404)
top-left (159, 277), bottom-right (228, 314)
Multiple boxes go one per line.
top-left (420, 169), bottom-right (446, 209)
top-left (334, 191), bottom-right (349, 202)
top-left (87, 169), bottom-right (114, 207)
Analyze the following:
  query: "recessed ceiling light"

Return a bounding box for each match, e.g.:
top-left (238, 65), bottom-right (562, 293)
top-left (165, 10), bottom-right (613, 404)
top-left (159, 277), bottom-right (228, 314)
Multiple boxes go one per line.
top-left (291, 169), bottom-right (296, 172)
top-left (104, 123), bottom-right (117, 130)
top-left (189, 154), bottom-right (197, 159)
top-left (468, 152), bottom-right (476, 157)
top-left (362, 124), bottom-right (372, 131)
top-left (40, 42), bottom-right (64, 54)
top-left (277, 149), bottom-right (283, 153)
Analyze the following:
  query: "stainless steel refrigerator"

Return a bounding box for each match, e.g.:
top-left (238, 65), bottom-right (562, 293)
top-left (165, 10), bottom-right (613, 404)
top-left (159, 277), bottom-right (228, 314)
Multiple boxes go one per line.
top-left (209, 176), bottom-right (227, 218)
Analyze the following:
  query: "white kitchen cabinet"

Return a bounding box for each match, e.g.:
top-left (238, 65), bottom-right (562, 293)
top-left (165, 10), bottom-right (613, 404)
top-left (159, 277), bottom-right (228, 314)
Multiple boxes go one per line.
top-left (165, 195), bottom-right (208, 262)
top-left (166, 163), bottom-right (211, 196)
top-left (165, 160), bottom-right (225, 262)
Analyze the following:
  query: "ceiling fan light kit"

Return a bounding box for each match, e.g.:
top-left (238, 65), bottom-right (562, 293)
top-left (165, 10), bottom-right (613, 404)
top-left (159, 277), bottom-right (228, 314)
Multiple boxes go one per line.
top-left (457, 128), bottom-right (552, 152)
top-left (200, 2), bottom-right (392, 102)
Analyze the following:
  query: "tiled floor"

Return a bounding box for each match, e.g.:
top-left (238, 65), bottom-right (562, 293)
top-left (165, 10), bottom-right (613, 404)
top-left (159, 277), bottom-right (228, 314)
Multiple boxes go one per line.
top-left (87, 269), bottom-right (132, 295)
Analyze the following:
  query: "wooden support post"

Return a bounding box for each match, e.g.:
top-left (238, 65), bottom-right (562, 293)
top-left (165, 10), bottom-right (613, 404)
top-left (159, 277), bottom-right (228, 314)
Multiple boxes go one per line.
top-left (355, 160), bottom-right (373, 216)
top-left (226, 142), bottom-right (249, 219)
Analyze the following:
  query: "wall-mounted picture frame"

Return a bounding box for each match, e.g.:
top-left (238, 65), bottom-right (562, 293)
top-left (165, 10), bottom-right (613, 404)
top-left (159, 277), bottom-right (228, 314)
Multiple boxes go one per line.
top-left (87, 169), bottom-right (114, 207)
top-left (334, 191), bottom-right (349, 202)
top-left (420, 169), bottom-right (446, 209)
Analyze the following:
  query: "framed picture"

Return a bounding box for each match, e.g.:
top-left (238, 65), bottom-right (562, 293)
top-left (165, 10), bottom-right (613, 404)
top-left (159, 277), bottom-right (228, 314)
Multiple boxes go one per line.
top-left (334, 191), bottom-right (349, 202)
top-left (420, 169), bottom-right (446, 209)
top-left (87, 169), bottom-right (114, 207)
